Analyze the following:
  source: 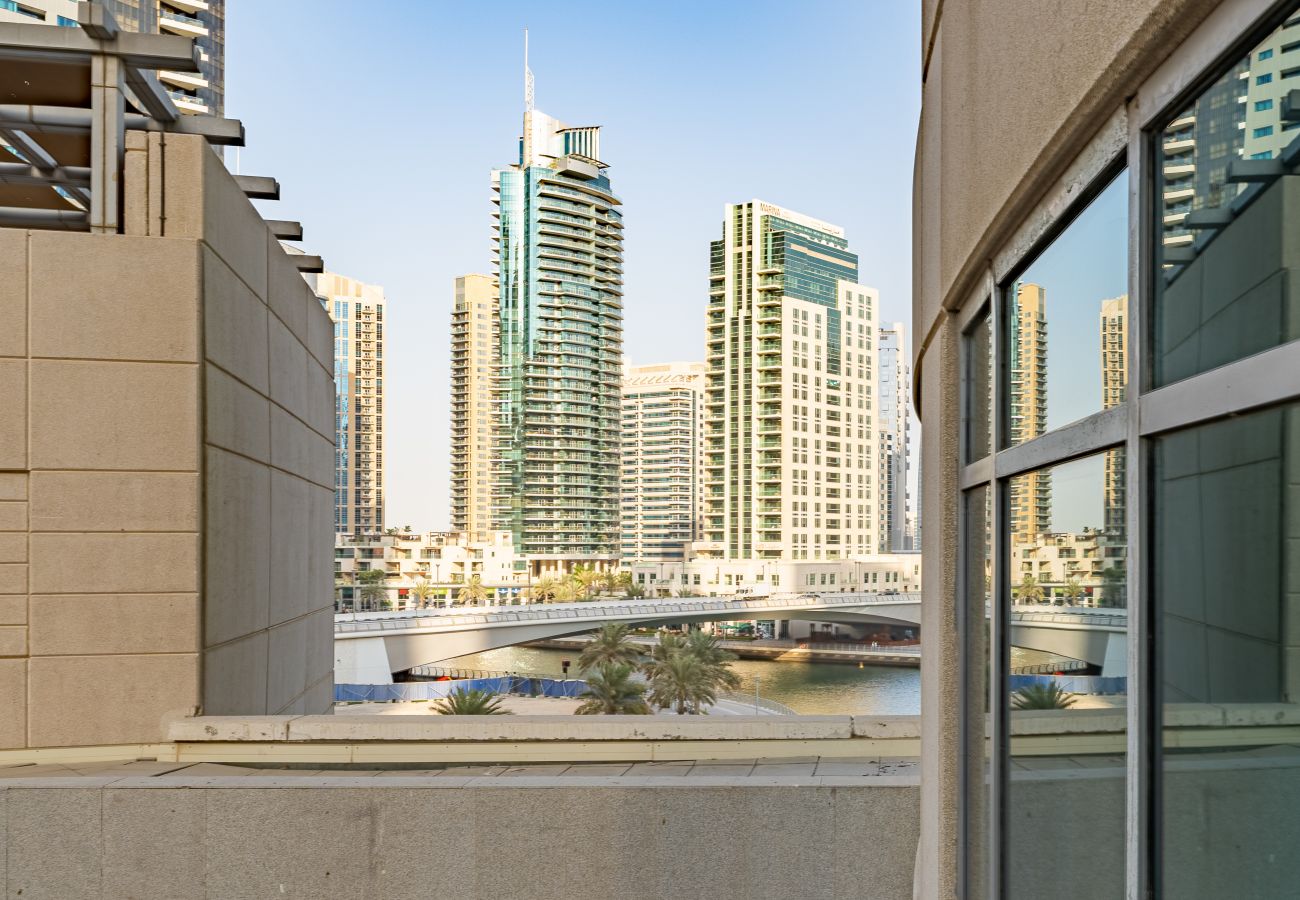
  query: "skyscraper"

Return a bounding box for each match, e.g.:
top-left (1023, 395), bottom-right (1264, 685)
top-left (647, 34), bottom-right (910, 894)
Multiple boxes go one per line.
top-left (1100, 295), bottom-right (1128, 535)
top-left (620, 362), bottom-right (706, 563)
top-left (450, 274), bottom-right (496, 538)
top-left (315, 272), bottom-right (385, 536)
top-left (0, 1), bottom-right (225, 115)
top-left (701, 200), bottom-right (879, 564)
top-left (878, 323), bottom-right (913, 552)
top-left (1008, 281), bottom-right (1050, 545)
top-left (490, 72), bottom-right (623, 567)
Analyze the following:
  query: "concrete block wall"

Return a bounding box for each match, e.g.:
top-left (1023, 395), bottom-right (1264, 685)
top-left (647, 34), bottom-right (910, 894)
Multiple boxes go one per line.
top-left (0, 133), bottom-right (334, 748)
top-left (0, 779), bottom-right (921, 900)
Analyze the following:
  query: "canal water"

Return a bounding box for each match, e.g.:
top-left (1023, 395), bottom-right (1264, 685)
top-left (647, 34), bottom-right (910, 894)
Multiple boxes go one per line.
top-left (439, 644), bottom-right (1068, 716)
top-left (440, 644), bottom-right (922, 715)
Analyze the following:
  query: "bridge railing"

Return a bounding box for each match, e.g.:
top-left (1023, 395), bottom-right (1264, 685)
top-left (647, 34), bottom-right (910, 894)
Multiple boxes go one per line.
top-left (334, 591), bottom-right (923, 635)
top-left (1010, 610), bottom-right (1128, 628)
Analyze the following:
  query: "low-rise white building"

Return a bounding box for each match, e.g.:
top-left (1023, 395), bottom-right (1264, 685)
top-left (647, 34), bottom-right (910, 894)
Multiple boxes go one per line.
top-left (335, 531), bottom-right (528, 609)
top-left (626, 553), bottom-right (921, 599)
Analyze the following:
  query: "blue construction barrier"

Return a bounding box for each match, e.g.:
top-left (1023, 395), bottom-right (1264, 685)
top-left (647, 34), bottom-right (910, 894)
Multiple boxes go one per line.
top-left (335, 676), bottom-right (587, 703)
top-left (1008, 673), bottom-right (1127, 696)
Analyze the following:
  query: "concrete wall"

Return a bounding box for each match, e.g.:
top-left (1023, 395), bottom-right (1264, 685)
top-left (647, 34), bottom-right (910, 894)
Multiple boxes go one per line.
top-left (0, 779), bottom-right (920, 900)
top-left (0, 133), bottom-right (334, 749)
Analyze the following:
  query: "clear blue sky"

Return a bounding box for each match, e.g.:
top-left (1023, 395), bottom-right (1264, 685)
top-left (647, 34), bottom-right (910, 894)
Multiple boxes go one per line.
top-left (227, 1), bottom-right (922, 531)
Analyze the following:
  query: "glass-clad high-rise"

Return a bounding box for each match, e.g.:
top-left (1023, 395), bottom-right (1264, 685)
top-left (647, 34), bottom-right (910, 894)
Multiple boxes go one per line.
top-left (490, 106), bottom-right (624, 563)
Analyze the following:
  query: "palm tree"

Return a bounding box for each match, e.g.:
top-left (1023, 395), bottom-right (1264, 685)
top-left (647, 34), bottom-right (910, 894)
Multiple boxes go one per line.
top-left (571, 565), bottom-right (600, 599)
top-left (578, 622), bottom-right (644, 673)
top-left (575, 663), bottom-right (651, 715)
top-left (646, 651), bottom-right (714, 715)
top-left (613, 571), bottom-right (633, 596)
top-left (683, 629), bottom-right (741, 701)
top-left (554, 578), bottom-right (581, 602)
top-left (410, 579), bottom-right (436, 610)
top-left (529, 577), bottom-right (558, 604)
top-left (1061, 578), bottom-right (1084, 606)
top-left (355, 568), bottom-right (388, 612)
top-left (1014, 573), bottom-right (1045, 605)
top-left (432, 688), bottom-right (511, 715)
top-left (625, 583), bottom-right (646, 599)
top-left (1011, 682), bottom-right (1077, 710)
top-left (457, 575), bottom-right (489, 607)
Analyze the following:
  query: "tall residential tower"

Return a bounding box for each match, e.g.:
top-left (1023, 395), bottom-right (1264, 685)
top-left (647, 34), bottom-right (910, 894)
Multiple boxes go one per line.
top-left (878, 323), bottom-right (913, 552)
top-left (450, 274), bottom-right (496, 538)
top-left (316, 272), bottom-right (386, 536)
top-left (1008, 281), bottom-right (1050, 545)
top-left (490, 85), bottom-right (624, 568)
top-left (620, 362), bottom-right (707, 563)
top-left (701, 200), bottom-right (878, 565)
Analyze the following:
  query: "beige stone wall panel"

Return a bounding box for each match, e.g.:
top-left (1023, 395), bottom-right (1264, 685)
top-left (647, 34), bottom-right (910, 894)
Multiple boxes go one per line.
top-left (28, 233), bottom-right (200, 363)
top-left (203, 446), bottom-right (270, 647)
top-left (27, 652), bottom-right (198, 746)
top-left (202, 247), bottom-right (269, 395)
top-left (265, 231), bottom-right (309, 342)
top-left (28, 359), bottom-right (199, 471)
top-left (0, 657), bottom-right (25, 746)
top-left (268, 468), bottom-right (310, 626)
top-left (202, 630), bottom-right (268, 716)
top-left (0, 228), bottom-right (27, 358)
top-left (204, 363), bottom-right (271, 463)
top-left (0, 594), bottom-right (24, 625)
top-left (0, 359), bottom-right (27, 469)
top-left (0, 624), bottom-right (25, 656)
top-left (28, 593), bottom-right (199, 656)
top-left (28, 471), bottom-right (199, 532)
top-left (267, 314), bottom-right (308, 416)
top-left (30, 532), bottom-right (199, 594)
top-left (0, 500), bottom-right (26, 531)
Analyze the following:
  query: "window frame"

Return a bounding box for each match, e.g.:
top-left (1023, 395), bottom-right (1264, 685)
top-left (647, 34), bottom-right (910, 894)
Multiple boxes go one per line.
top-left (955, 2), bottom-right (1300, 896)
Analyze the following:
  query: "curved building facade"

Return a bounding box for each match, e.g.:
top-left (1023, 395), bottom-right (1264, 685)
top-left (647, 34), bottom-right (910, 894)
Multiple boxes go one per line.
top-left (916, 1), bottom-right (1300, 897)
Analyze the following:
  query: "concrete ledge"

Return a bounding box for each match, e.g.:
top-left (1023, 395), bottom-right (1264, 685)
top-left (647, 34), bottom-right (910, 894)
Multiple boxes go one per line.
top-left (167, 715), bottom-right (296, 741)
top-left (851, 715), bottom-right (922, 738)
top-left (282, 714), bottom-right (855, 742)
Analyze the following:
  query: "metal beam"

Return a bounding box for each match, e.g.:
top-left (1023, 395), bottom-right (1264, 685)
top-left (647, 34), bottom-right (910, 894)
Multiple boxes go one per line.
top-left (234, 175), bottom-right (279, 200)
top-left (122, 67), bottom-right (178, 123)
top-left (1226, 158), bottom-right (1284, 182)
top-left (0, 160), bottom-right (91, 187)
top-left (0, 206), bottom-right (87, 229)
top-left (0, 23), bottom-right (201, 72)
top-left (266, 220), bottom-right (303, 241)
top-left (0, 106), bottom-right (245, 147)
top-left (0, 127), bottom-right (58, 169)
top-left (1182, 208), bottom-right (1232, 230)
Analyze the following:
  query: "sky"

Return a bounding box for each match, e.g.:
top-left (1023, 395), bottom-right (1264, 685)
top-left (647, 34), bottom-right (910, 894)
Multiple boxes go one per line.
top-left (227, 0), bottom-right (922, 532)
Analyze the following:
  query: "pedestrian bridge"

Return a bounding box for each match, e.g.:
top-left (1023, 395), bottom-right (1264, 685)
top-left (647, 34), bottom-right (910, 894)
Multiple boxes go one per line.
top-left (335, 593), bottom-right (923, 684)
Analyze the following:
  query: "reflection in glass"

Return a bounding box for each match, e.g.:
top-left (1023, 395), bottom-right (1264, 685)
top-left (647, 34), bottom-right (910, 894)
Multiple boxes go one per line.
top-left (1006, 451), bottom-right (1126, 898)
top-left (1156, 403), bottom-right (1300, 896)
top-left (1004, 172), bottom-right (1128, 447)
top-left (1154, 11), bottom-right (1300, 386)
top-left (966, 310), bottom-right (993, 462)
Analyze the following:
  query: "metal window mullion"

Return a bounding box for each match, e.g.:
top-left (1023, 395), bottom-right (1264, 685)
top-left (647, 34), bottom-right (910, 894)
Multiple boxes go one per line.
top-left (988, 266), bottom-right (1007, 900)
top-left (1138, 339), bottom-right (1300, 437)
top-left (961, 455), bottom-right (993, 492)
top-left (1126, 102), bottom-right (1150, 900)
top-left (993, 405), bottom-right (1127, 480)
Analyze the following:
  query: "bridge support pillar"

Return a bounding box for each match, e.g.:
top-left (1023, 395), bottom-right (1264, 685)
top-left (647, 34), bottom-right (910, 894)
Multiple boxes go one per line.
top-left (1100, 630), bottom-right (1127, 678)
top-left (335, 637), bottom-right (394, 685)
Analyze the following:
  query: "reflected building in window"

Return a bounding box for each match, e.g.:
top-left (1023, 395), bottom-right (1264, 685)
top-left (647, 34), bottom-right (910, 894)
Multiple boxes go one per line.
top-left (1100, 296), bottom-right (1127, 536)
top-left (1007, 282), bottom-right (1050, 546)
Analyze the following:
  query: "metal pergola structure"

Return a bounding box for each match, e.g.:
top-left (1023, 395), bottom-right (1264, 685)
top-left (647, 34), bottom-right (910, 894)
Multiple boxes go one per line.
top-left (0, 0), bottom-right (316, 270)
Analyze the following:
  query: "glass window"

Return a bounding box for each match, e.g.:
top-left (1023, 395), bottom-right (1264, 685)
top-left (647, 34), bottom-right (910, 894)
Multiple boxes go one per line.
top-left (1255, 98), bottom-right (1274, 111)
top-left (1257, 72), bottom-right (1273, 84)
top-left (1005, 451), bottom-right (1127, 898)
top-left (1002, 172), bottom-right (1128, 447)
top-left (965, 308), bottom-right (993, 462)
top-left (1154, 17), bottom-right (1300, 386)
top-left (1155, 403), bottom-right (1300, 896)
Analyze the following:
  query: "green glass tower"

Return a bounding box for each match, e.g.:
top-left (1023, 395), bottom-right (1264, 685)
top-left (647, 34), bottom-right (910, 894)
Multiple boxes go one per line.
top-left (490, 99), bottom-right (624, 564)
